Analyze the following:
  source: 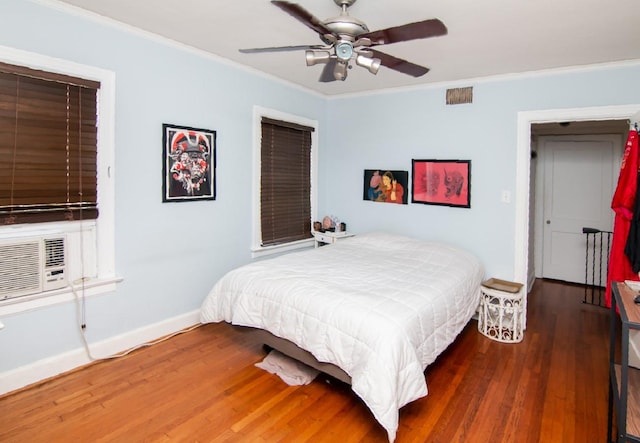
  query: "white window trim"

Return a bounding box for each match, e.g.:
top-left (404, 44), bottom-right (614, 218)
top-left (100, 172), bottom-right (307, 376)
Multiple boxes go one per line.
top-left (0, 45), bottom-right (119, 316)
top-left (251, 106), bottom-right (318, 258)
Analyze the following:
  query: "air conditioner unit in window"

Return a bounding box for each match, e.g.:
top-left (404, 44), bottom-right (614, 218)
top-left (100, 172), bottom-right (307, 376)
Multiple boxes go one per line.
top-left (0, 235), bottom-right (67, 301)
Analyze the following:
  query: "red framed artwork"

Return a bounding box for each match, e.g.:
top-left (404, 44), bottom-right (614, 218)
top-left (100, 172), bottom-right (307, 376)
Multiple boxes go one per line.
top-left (411, 159), bottom-right (471, 208)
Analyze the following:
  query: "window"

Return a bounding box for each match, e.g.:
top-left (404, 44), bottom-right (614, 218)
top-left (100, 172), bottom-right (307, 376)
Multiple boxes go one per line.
top-left (0, 47), bottom-right (117, 315)
top-left (252, 107), bottom-right (318, 257)
top-left (260, 117), bottom-right (313, 245)
top-left (0, 62), bottom-right (98, 224)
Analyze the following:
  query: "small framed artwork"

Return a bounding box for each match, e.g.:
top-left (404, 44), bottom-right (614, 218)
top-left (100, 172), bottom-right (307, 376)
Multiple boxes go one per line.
top-left (363, 169), bottom-right (409, 204)
top-left (162, 123), bottom-right (216, 202)
top-left (411, 159), bottom-right (471, 208)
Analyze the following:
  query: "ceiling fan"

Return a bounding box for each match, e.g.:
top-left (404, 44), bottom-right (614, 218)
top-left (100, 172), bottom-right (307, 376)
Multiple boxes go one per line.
top-left (239, 0), bottom-right (448, 82)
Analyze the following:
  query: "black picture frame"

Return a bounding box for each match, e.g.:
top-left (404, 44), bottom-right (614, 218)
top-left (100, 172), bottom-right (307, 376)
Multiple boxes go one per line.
top-left (162, 123), bottom-right (216, 202)
top-left (363, 169), bottom-right (409, 204)
top-left (411, 159), bottom-right (471, 208)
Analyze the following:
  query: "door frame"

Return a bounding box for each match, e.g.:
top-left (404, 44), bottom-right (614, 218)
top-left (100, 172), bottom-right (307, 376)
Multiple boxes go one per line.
top-left (515, 104), bottom-right (640, 293)
top-left (534, 134), bottom-right (621, 282)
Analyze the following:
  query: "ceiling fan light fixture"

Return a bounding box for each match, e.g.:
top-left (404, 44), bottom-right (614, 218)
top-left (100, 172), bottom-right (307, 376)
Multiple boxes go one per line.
top-left (305, 50), bottom-right (332, 66)
top-left (333, 61), bottom-right (348, 81)
top-left (335, 41), bottom-right (354, 62)
top-left (355, 54), bottom-right (381, 75)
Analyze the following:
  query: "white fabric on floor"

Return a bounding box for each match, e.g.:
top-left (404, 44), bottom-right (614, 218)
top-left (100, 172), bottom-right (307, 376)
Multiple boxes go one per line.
top-left (255, 349), bottom-right (319, 386)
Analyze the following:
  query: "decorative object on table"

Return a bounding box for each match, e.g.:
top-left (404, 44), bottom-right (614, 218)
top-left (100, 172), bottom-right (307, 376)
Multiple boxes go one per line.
top-left (317, 216), bottom-right (346, 233)
top-left (322, 215), bottom-right (333, 231)
top-left (331, 215), bottom-right (343, 232)
top-left (363, 169), bottom-right (408, 204)
top-left (411, 159), bottom-right (471, 208)
top-left (162, 123), bottom-right (216, 202)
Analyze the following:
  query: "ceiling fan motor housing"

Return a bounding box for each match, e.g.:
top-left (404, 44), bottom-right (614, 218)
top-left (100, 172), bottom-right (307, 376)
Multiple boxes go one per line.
top-left (323, 15), bottom-right (369, 37)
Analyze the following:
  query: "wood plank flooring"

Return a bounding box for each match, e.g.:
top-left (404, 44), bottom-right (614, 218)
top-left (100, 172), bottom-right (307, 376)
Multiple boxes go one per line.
top-left (0, 279), bottom-right (611, 442)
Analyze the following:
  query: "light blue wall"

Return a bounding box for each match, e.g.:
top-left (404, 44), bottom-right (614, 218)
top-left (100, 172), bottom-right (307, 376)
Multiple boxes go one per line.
top-left (0, 0), bottom-right (326, 372)
top-left (1, 0), bottom-right (639, 379)
top-left (320, 65), bottom-right (640, 279)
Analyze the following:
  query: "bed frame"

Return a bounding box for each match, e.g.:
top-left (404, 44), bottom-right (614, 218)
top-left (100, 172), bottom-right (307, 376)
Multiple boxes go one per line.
top-left (250, 327), bottom-right (352, 384)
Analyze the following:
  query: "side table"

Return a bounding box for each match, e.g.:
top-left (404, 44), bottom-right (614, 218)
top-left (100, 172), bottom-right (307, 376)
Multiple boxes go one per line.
top-left (478, 279), bottom-right (524, 343)
top-left (312, 231), bottom-right (354, 248)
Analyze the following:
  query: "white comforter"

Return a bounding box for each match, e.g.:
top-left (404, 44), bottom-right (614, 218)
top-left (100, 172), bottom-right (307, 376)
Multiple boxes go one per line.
top-left (200, 232), bottom-right (484, 441)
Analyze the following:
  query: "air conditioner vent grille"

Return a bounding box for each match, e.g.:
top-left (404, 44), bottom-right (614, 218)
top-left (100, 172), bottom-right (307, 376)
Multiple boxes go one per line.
top-left (44, 237), bottom-right (65, 268)
top-left (0, 241), bottom-right (41, 298)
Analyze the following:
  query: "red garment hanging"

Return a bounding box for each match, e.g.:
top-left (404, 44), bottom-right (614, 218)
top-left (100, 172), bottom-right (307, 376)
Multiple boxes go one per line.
top-left (606, 130), bottom-right (639, 307)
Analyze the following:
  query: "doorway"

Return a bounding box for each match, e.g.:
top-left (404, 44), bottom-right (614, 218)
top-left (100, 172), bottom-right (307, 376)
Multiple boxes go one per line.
top-left (513, 105), bottom-right (640, 295)
top-left (531, 129), bottom-right (625, 284)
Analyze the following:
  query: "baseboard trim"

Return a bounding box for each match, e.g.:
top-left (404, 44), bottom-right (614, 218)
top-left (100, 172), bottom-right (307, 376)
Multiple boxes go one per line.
top-left (0, 309), bottom-right (200, 396)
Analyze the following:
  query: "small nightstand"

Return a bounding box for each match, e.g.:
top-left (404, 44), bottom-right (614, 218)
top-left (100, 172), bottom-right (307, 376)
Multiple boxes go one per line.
top-left (478, 278), bottom-right (524, 343)
top-left (312, 231), bottom-right (354, 248)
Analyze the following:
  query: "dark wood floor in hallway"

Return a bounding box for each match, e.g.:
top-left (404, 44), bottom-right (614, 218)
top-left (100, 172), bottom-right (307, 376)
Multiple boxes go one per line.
top-left (0, 279), bottom-right (610, 442)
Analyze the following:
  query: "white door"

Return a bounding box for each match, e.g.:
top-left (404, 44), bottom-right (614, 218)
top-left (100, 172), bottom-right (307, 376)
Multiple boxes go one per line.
top-left (540, 135), bottom-right (620, 284)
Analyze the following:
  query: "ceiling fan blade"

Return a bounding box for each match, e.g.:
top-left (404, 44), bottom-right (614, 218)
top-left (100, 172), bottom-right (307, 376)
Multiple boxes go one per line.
top-left (239, 44), bottom-right (325, 54)
top-left (361, 18), bottom-right (447, 46)
top-left (370, 49), bottom-right (430, 77)
top-left (318, 60), bottom-right (338, 82)
top-left (271, 1), bottom-right (335, 37)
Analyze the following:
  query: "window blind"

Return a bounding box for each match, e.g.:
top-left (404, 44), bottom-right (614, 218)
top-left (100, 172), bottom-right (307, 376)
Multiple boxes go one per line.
top-left (0, 63), bottom-right (99, 224)
top-left (260, 118), bottom-right (313, 246)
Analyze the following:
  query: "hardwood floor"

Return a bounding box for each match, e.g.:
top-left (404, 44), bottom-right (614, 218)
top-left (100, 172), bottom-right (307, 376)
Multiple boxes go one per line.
top-left (0, 279), bottom-right (610, 442)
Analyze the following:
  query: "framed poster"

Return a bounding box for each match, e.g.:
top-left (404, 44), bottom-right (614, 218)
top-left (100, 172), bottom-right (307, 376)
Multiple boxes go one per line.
top-left (411, 159), bottom-right (471, 208)
top-left (162, 123), bottom-right (216, 202)
top-left (363, 169), bottom-right (408, 204)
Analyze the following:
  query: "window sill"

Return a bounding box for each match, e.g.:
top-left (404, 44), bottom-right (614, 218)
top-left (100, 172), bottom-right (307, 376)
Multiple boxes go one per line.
top-left (0, 276), bottom-right (123, 317)
top-left (251, 238), bottom-right (314, 259)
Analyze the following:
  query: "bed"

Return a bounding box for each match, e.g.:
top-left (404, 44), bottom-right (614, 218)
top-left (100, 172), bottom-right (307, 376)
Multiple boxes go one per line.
top-left (200, 232), bottom-right (484, 442)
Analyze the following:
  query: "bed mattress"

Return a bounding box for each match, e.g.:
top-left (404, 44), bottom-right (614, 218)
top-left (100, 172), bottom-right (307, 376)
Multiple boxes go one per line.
top-left (200, 232), bottom-right (484, 441)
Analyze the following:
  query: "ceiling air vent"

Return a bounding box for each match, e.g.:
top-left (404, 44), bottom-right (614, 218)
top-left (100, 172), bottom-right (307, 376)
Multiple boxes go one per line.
top-left (446, 87), bottom-right (473, 105)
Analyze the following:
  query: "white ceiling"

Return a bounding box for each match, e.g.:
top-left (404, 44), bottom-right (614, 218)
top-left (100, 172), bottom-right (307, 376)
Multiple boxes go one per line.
top-left (53, 0), bottom-right (640, 96)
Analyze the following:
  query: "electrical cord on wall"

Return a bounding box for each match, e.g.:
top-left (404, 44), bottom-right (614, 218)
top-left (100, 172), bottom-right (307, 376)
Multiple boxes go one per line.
top-left (69, 201), bottom-right (204, 363)
top-left (71, 284), bottom-right (201, 361)
top-left (66, 90), bottom-right (201, 363)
